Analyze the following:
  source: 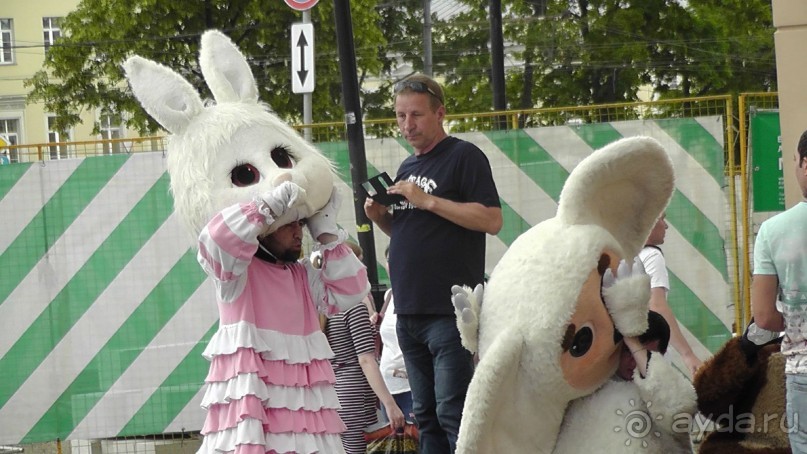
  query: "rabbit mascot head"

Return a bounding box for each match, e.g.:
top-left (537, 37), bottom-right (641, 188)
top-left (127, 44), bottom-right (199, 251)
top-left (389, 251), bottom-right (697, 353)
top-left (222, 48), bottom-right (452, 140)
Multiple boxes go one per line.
top-left (454, 137), bottom-right (674, 453)
top-left (123, 30), bottom-right (334, 240)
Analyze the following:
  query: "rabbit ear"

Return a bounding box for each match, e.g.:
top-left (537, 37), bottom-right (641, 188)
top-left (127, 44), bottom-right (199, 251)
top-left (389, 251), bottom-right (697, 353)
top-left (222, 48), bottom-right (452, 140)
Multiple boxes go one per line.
top-left (199, 30), bottom-right (259, 104)
top-left (123, 56), bottom-right (203, 134)
top-left (557, 136), bottom-right (674, 260)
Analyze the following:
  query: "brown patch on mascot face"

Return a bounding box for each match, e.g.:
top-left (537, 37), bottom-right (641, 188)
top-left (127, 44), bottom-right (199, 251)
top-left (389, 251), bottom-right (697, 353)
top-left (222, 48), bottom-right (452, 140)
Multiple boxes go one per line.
top-left (560, 253), bottom-right (622, 391)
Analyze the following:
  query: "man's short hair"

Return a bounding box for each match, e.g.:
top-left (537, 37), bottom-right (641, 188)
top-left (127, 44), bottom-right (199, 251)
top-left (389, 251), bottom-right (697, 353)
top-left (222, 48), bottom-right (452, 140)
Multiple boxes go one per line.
top-left (394, 73), bottom-right (444, 110)
top-left (798, 129), bottom-right (807, 163)
top-left (638, 310), bottom-right (670, 354)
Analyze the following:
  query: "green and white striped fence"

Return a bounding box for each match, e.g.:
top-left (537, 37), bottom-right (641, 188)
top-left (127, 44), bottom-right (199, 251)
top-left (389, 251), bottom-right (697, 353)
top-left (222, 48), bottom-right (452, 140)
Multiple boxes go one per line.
top-left (0, 117), bottom-right (732, 444)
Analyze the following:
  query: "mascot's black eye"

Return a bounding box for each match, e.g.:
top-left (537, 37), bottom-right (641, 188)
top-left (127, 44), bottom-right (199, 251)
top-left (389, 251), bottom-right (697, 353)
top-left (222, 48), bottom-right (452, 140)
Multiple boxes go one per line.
top-left (271, 146), bottom-right (294, 169)
top-left (231, 164), bottom-right (261, 187)
top-left (569, 327), bottom-right (593, 358)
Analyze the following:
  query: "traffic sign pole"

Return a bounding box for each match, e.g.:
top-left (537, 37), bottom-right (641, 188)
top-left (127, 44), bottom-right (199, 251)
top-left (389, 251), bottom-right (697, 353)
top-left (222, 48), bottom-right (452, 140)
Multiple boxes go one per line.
top-left (302, 11), bottom-right (312, 142)
top-left (286, 0), bottom-right (319, 142)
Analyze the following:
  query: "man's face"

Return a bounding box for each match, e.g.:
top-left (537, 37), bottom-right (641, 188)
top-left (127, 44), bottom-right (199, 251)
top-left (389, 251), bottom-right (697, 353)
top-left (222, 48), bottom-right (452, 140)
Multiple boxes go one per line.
top-left (646, 214), bottom-right (667, 246)
top-left (794, 150), bottom-right (807, 198)
top-left (394, 92), bottom-right (445, 154)
top-left (262, 220), bottom-right (304, 262)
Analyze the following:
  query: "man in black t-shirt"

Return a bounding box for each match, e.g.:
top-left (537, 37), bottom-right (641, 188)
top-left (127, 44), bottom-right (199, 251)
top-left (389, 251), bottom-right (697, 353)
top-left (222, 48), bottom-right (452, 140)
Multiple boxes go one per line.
top-left (364, 74), bottom-right (502, 453)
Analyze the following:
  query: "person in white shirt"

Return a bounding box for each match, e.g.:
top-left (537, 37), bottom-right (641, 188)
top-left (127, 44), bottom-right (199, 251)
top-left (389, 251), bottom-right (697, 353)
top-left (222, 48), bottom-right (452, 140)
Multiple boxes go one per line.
top-left (638, 213), bottom-right (703, 376)
top-left (752, 128), bottom-right (807, 451)
top-left (377, 246), bottom-right (413, 422)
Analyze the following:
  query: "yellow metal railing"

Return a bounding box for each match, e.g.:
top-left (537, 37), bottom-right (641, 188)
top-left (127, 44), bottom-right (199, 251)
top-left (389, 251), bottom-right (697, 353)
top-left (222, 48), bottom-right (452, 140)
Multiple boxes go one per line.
top-left (737, 92), bottom-right (780, 330)
top-left (290, 95), bottom-right (734, 142)
top-left (2, 136), bottom-right (167, 163)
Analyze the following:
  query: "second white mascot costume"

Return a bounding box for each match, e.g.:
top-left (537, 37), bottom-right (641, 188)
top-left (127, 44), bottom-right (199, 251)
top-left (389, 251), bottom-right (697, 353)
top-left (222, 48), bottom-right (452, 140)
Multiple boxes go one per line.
top-left (452, 136), bottom-right (696, 453)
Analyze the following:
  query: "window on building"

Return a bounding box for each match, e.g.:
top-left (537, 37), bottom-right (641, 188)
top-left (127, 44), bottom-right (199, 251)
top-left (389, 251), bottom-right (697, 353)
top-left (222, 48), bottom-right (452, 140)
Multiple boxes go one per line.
top-left (47, 115), bottom-right (72, 160)
top-left (42, 17), bottom-right (62, 51)
top-left (0, 19), bottom-right (13, 64)
top-left (99, 111), bottom-right (123, 155)
top-left (1, 118), bottom-right (21, 162)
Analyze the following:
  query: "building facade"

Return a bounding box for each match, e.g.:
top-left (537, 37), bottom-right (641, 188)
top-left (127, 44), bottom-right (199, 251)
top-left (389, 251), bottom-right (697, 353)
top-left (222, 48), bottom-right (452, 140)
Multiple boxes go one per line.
top-left (0, 0), bottom-right (130, 163)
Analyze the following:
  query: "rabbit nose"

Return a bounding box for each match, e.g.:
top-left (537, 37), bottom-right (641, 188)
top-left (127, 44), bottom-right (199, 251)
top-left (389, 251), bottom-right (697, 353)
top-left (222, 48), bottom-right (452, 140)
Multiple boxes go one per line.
top-left (273, 173), bottom-right (293, 186)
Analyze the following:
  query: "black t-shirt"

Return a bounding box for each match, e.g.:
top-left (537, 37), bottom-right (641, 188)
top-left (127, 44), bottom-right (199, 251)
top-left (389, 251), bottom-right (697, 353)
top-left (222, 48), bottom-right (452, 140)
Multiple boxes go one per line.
top-left (389, 136), bottom-right (500, 315)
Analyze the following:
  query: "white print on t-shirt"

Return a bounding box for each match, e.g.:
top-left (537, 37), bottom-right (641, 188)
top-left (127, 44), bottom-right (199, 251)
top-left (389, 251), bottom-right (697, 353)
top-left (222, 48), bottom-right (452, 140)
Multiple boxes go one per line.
top-left (396, 175), bottom-right (438, 210)
top-left (406, 175), bottom-right (437, 194)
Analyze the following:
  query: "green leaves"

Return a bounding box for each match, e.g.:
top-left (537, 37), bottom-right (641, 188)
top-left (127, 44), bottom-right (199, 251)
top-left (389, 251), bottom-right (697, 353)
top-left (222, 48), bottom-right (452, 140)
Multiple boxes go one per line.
top-left (26, 0), bottom-right (389, 134)
top-left (24, 0), bottom-right (775, 135)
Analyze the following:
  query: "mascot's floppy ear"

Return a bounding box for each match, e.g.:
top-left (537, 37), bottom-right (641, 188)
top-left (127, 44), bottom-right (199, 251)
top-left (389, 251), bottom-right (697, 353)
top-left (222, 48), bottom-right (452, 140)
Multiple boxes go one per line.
top-left (123, 56), bottom-right (204, 134)
top-left (557, 136), bottom-right (674, 260)
top-left (199, 30), bottom-right (259, 104)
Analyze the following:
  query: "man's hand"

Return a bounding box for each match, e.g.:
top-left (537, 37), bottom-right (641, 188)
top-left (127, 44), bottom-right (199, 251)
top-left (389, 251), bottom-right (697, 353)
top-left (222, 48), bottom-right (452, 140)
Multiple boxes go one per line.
top-left (388, 181), bottom-right (432, 209)
top-left (363, 197), bottom-right (394, 237)
top-left (363, 197), bottom-right (388, 223)
top-left (739, 320), bottom-right (782, 366)
top-left (255, 181), bottom-right (306, 232)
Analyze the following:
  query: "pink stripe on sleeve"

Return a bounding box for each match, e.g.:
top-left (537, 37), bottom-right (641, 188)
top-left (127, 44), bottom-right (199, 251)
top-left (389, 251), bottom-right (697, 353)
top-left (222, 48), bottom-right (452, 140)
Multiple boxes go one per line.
top-left (318, 243), bottom-right (370, 299)
top-left (206, 207), bottom-right (260, 261)
top-left (198, 242), bottom-right (239, 282)
top-left (322, 268), bottom-right (369, 297)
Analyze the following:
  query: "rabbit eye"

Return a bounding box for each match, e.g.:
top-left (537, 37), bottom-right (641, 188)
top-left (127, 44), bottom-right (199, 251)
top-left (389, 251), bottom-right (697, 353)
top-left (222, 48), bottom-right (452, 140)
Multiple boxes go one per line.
top-left (271, 146), bottom-right (294, 169)
top-left (569, 327), bottom-right (593, 358)
top-left (231, 163), bottom-right (260, 187)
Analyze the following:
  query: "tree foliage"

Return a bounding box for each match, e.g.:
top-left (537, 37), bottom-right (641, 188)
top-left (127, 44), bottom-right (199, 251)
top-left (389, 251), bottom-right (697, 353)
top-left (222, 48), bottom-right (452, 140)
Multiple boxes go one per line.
top-left (427, 0), bottom-right (775, 113)
top-left (362, 0), bottom-right (425, 120)
top-left (26, 0), bottom-right (388, 134)
top-left (26, 0), bottom-right (776, 134)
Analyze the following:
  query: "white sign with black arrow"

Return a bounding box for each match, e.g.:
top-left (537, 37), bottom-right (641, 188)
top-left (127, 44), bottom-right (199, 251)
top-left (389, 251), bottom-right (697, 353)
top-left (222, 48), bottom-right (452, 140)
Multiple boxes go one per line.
top-left (291, 23), bottom-right (314, 94)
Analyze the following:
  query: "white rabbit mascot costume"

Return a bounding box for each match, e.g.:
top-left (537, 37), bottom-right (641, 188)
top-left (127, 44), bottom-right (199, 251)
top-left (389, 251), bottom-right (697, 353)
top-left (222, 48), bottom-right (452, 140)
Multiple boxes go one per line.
top-left (452, 136), bottom-right (695, 453)
top-left (124, 31), bottom-right (369, 454)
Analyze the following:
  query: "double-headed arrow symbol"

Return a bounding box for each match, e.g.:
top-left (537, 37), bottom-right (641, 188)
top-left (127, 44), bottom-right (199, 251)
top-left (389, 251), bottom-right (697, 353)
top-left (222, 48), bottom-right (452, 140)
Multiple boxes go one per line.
top-left (291, 23), bottom-right (314, 93)
top-left (296, 32), bottom-right (309, 86)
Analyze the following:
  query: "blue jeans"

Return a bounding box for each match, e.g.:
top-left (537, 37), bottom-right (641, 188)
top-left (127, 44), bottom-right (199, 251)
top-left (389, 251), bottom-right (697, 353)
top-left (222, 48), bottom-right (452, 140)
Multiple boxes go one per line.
top-left (787, 374), bottom-right (807, 453)
top-left (397, 315), bottom-right (474, 454)
top-left (380, 391), bottom-right (414, 424)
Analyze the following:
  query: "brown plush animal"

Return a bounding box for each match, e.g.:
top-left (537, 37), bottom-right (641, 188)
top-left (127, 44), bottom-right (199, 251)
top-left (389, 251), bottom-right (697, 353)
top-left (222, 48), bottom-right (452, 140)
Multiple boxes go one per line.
top-left (694, 329), bottom-right (790, 454)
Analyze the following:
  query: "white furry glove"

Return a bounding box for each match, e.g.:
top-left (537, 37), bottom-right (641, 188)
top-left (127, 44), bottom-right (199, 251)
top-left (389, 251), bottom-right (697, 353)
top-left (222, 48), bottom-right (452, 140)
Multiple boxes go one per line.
top-left (255, 181), bottom-right (307, 231)
top-left (307, 185), bottom-right (341, 240)
top-left (452, 284), bottom-right (484, 354)
top-left (602, 257), bottom-right (651, 337)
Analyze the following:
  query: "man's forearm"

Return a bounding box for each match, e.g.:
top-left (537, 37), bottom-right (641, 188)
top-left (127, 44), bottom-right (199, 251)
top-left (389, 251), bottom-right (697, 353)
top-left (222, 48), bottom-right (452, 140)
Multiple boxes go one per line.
top-left (752, 274), bottom-right (785, 331)
top-left (371, 211), bottom-right (393, 236)
top-left (423, 197), bottom-right (502, 234)
top-left (649, 289), bottom-right (698, 359)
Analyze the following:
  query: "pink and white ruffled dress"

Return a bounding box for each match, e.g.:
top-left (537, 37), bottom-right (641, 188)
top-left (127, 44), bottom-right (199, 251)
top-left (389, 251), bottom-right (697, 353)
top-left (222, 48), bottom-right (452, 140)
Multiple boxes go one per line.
top-left (195, 201), bottom-right (369, 454)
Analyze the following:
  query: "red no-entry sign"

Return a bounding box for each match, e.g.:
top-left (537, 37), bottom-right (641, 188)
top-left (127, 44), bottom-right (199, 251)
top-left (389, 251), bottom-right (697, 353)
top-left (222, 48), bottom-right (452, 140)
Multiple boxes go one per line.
top-left (285, 0), bottom-right (319, 11)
